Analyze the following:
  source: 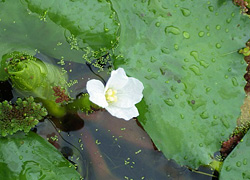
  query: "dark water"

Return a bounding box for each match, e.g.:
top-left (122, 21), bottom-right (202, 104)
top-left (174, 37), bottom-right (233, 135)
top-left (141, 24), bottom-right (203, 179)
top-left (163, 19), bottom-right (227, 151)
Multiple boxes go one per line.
top-left (0, 53), bottom-right (218, 180)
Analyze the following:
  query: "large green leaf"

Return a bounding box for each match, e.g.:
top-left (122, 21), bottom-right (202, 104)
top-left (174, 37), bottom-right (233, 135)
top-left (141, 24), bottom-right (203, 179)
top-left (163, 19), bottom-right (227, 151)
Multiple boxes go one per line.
top-left (220, 130), bottom-right (250, 180)
top-left (0, 132), bottom-right (81, 180)
top-left (0, 0), bottom-right (119, 80)
top-left (111, 0), bottom-right (250, 168)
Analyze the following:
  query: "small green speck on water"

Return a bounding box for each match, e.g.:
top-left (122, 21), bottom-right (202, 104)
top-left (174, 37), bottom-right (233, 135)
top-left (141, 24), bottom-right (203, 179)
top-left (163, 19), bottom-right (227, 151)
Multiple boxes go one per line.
top-left (135, 149), bottom-right (142, 154)
top-left (95, 139), bottom-right (101, 145)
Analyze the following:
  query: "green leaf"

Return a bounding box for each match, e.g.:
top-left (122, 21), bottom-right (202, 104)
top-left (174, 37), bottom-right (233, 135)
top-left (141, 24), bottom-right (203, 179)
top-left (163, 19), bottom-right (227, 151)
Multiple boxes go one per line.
top-left (24, 0), bottom-right (119, 50)
top-left (220, 130), bottom-right (250, 180)
top-left (0, 0), bottom-right (119, 80)
top-left (0, 132), bottom-right (81, 180)
top-left (111, 0), bottom-right (250, 168)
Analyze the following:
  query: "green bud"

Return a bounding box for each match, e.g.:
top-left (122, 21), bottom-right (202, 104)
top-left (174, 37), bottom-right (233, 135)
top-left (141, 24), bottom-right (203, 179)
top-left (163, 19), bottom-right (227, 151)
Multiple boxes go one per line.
top-left (6, 52), bottom-right (68, 101)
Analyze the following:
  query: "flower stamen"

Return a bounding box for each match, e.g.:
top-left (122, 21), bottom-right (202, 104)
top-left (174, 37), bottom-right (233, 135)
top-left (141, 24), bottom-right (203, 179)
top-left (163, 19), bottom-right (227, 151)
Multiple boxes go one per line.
top-left (105, 88), bottom-right (117, 103)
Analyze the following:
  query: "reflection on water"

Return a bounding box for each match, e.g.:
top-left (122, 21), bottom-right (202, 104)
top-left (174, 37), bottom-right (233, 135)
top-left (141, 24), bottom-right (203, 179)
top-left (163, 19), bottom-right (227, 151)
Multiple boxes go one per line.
top-left (2, 53), bottom-right (217, 179)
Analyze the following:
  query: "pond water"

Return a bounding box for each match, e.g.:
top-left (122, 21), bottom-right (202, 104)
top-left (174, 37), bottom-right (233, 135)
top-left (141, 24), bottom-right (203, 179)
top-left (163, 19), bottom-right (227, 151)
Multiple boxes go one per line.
top-left (0, 53), bottom-right (217, 179)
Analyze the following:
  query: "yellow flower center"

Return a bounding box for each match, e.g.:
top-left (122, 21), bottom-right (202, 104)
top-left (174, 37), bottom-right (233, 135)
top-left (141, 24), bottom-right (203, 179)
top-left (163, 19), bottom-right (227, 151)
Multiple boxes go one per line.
top-left (105, 88), bottom-right (117, 103)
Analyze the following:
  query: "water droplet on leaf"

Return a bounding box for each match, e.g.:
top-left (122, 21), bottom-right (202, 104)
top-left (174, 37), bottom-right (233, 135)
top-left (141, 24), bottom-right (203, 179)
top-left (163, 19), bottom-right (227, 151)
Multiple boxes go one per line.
top-left (226, 18), bottom-right (232, 23)
top-left (150, 56), bottom-right (157, 63)
top-left (216, 25), bottom-right (221, 30)
top-left (181, 8), bottom-right (191, 17)
top-left (231, 77), bottom-right (238, 86)
top-left (198, 31), bottom-right (205, 37)
top-left (216, 43), bottom-right (221, 49)
top-left (164, 98), bottom-right (175, 106)
top-left (161, 47), bottom-right (170, 54)
top-left (174, 44), bottom-right (179, 50)
top-left (200, 111), bottom-right (209, 119)
top-left (189, 64), bottom-right (201, 75)
top-left (183, 31), bottom-right (190, 39)
top-left (225, 165), bottom-right (231, 171)
top-left (165, 26), bottom-right (181, 35)
top-left (155, 22), bottom-right (160, 27)
top-left (236, 161), bottom-right (242, 167)
top-left (243, 158), bottom-right (247, 165)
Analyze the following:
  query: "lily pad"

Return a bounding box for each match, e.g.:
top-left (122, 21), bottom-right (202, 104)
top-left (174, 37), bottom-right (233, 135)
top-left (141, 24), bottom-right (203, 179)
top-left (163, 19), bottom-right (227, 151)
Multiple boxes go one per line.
top-left (0, 132), bottom-right (81, 179)
top-left (111, 0), bottom-right (250, 168)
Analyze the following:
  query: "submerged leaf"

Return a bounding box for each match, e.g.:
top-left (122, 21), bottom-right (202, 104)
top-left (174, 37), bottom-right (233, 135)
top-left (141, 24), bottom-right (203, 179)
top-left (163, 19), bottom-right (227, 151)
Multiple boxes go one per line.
top-left (0, 132), bottom-right (81, 179)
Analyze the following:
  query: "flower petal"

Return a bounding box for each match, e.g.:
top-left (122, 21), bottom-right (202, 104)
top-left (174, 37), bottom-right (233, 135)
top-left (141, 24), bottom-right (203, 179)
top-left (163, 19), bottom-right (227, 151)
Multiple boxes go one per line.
top-left (113, 77), bottom-right (144, 108)
top-left (105, 68), bottom-right (128, 91)
top-left (106, 105), bottom-right (139, 121)
top-left (86, 79), bottom-right (108, 108)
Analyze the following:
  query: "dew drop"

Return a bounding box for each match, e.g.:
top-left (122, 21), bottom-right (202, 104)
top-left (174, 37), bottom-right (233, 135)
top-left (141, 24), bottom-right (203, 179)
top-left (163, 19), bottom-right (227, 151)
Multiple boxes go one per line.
top-left (165, 26), bottom-right (181, 35)
top-left (200, 60), bottom-right (209, 68)
top-left (206, 32), bottom-right (210, 36)
top-left (224, 75), bottom-right (228, 79)
top-left (208, 6), bottom-right (214, 12)
top-left (216, 43), bottom-right (221, 49)
top-left (232, 77), bottom-right (238, 86)
top-left (19, 155), bottom-right (23, 160)
top-left (236, 161), bottom-right (242, 167)
top-left (225, 28), bottom-right (229, 33)
top-left (180, 114), bottom-right (184, 119)
top-left (181, 8), bottom-right (191, 17)
top-left (216, 25), bottom-right (221, 30)
top-left (199, 143), bottom-right (203, 147)
top-left (211, 58), bottom-right (216, 62)
top-left (150, 56), bottom-right (157, 63)
top-left (225, 165), bottom-right (231, 171)
top-left (190, 51), bottom-right (199, 61)
top-left (226, 18), bottom-right (232, 23)
top-left (104, 24), bottom-right (109, 32)
top-left (155, 22), bottom-right (160, 27)
top-left (161, 47), bottom-right (170, 54)
top-left (164, 98), bottom-right (175, 106)
top-left (243, 158), bottom-right (247, 165)
top-left (174, 44), bottom-right (179, 50)
top-left (206, 87), bottom-right (211, 92)
top-left (198, 31), bottom-right (205, 37)
top-left (175, 94), bottom-right (179, 99)
top-left (228, 68), bottom-right (232, 72)
top-left (189, 64), bottom-right (201, 75)
top-left (184, 156), bottom-right (188, 160)
top-left (206, 25), bottom-right (210, 31)
top-left (183, 31), bottom-right (190, 39)
top-left (231, 12), bottom-right (235, 17)
top-left (200, 111), bottom-right (209, 119)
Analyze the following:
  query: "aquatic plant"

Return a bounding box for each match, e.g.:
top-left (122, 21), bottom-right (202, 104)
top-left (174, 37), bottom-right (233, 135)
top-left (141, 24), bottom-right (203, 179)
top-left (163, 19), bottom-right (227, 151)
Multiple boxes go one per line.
top-left (87, 68), bottom-right (144, 120)
top-left (0, 96), bottom-right (47, 137)
top-left (0, 0), bottom-right (250, 179)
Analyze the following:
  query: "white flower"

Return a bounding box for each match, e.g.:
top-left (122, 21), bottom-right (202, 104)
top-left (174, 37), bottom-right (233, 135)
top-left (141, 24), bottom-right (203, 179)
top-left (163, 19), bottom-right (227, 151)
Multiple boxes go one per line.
top-left (86, 68), bottom-right (144, 120)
